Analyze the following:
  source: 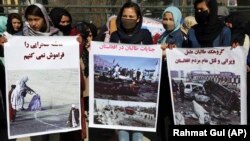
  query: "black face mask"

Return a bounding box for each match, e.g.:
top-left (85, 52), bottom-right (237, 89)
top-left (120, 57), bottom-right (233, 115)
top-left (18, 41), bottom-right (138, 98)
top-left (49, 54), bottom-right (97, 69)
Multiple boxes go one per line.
top-left (58, 24), bottom-right (72, 35)
top-left (195, 10), bottom-right (209, 25)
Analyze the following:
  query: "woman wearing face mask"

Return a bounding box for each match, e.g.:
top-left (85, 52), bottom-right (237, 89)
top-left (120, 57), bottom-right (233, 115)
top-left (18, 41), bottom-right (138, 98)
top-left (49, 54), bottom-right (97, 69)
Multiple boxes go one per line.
top-left (110, 2), bottom-right (152, 44)
top-left (110, 1), bottom-right (152, 141)
top-left (49, 7), bottom-right (73, 36)
top-left (187, 0), bottom-right (231, 47)
top-left (225, 12), bottom-right (250, 124)
top-left (156, 6), bottom-right (184, 141)
top-left (158, 6), bottom-right (184, 52)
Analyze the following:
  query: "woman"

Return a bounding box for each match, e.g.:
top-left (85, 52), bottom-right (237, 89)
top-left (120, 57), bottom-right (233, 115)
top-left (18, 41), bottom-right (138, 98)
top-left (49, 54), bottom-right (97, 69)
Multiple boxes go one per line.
top-left (58, 22), bottom-right (92, 141)
top-left (187, 0), bottom-right (231, 47)
top-left (225, 13), bottom-right (249, 47)
top-left (110, 2), bottom-right (152, 141)
top-left (16, 3), bottom-right (62, 36)
top-left (6, 13), bottom-right (23, 35)
top-left (13, 3), bottom-right (63, 141)
top-left (158, 6), bottom-right (184, 52)
top-left (225, 13), bottom-right (250, 124)
top-left (49, 7), bottom-right (73, 35)
top-left (180, 15), bottom-right (197, 41)
top-left (73, 21), bottom-right (97, 122)
top-left (110, 2), bottom-right (152, 44)
top-left (11, 76), bottom-right (34, 111)
top-left (156, 6), bottom-right (184, 141)
top-left (95, 15), bottom-right (117, 42)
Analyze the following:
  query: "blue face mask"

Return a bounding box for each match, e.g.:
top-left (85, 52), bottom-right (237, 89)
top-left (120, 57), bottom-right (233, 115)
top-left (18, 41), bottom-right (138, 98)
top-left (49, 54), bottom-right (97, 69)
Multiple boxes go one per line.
top-left (195, 10), bottom-right (209, 25)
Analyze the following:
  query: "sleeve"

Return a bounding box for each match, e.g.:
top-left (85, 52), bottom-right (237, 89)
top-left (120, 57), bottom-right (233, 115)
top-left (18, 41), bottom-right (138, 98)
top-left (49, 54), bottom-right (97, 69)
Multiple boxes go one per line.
top-left (187, 28), bottom-right (195, 48)
top-left (221, 26), bottom-right (231, 46)
top-left (109, 31), bottom-right (119, 43)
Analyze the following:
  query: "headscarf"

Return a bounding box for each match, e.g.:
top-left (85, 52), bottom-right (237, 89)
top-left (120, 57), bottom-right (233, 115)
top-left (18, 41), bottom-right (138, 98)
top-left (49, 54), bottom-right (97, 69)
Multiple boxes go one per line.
top-left (104, 15), bottom-right (117, 42)
top-left (20, 76), bottom-right (29, 83)
top-left (225, 13), bottom-right (246, 46)
top-left (49, 7), bottom-right (72, 35)
top-left (115, 2), bottom-right (144, 43)
top-left (181, 16), bottom-right (197, 35)
top-left (193, 0), bottom-right (225, 47)
top-left (0, 16), bottom-right (7, 35)
top-left (107, 15), bottom-right (117, 34)
top-left (23, 3), bottom-right (61, 36)
top-left (6, 13), bottom-right (23, 35)
top-left (158, 6), bottom-right (182, 44)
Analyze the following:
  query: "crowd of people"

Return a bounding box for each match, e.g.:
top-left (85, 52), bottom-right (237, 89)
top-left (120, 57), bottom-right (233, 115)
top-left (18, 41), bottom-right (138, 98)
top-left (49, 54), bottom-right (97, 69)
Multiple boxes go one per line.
top-left (0, 0), bottom-right (250, 141)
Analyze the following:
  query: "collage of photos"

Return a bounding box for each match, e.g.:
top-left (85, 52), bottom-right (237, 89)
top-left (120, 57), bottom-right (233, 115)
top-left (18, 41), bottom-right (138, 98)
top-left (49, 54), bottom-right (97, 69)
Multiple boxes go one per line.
top-left (91, 54), bottom-right (161, 131)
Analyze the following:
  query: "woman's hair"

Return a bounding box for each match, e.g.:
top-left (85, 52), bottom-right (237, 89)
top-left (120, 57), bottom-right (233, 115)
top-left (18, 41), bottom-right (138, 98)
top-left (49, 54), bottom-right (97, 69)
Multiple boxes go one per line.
top-left (86, 22), bottom-right (97, 39)
top-left (6, 13), bottom-right (23, 34)
top-left (25, 4), bottom-right (46, 32)
top-left (49, 7), bottom-right (72, 27)
top-left (118, 1), bottom-right (141, 19)
top-left (74, 22), bottom-right (91, 41)
top-left (25, 5), bottom-right (44, 20)
top-left (116, 1), bottom-right (142, 31)
top-left (194, 0), bottom-right (218, 14)
top-left (194, 0), bottom-right (210, 8)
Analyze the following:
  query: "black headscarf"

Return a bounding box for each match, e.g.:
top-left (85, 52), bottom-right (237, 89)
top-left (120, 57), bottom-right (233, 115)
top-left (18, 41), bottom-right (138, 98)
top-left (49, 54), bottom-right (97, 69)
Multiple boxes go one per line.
top-left (225, 13), bottom-right (246, 46)
top-left (193, 0), bottom-right (225, 47)
top-left (49, 7), bottom-right (72, 35)
top-left (114, 2), bottom-right (144, 44)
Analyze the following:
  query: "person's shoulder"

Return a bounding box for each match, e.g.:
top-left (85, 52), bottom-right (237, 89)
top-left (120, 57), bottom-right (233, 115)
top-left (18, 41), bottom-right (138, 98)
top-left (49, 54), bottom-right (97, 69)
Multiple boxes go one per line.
top-left (109, 31), bottom-right (119, 43)
top-left (173, 29), bottom-right (184, 36)
top-left (14, 30), bottom-right (24, 36)
top-left (222, 26), bottom-right (230, 32)
top-left (53, 30), bottom-right (63, 36)
top-left (187, 27), bottom-right (195, 37)
top-left (110, 30), bottom-right (119, 36)
top-left (110, 31), bottom-right (118, 40)
top-left (220, 26), bottom-right (231, 36)
top-left (140, 28), bottom-right (151, 35)
top-left (189, 26), bottom-right (195, 32)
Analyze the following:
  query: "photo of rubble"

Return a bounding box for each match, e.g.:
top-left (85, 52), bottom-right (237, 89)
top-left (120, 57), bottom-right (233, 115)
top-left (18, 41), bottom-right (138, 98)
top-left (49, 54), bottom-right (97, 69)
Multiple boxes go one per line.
top-left (170, 70), bottom-right (241, 125)
top-left (93, 99), bottom-right (156, 128)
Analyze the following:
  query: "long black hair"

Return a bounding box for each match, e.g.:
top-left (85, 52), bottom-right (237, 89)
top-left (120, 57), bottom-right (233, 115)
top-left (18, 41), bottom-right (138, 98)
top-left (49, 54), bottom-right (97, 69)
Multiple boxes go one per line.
top-left (6, 13), bottom-right (23, 34)
top-left (73, 21), bottom-right (92, 77)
